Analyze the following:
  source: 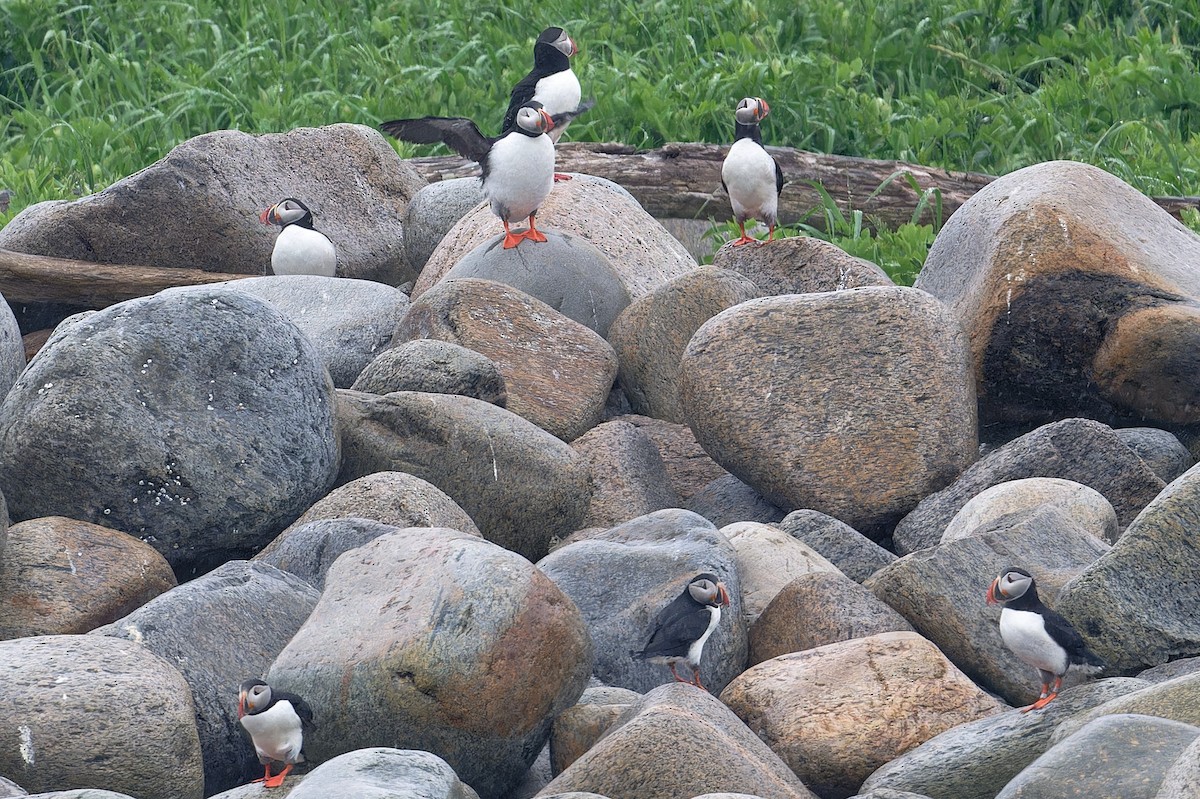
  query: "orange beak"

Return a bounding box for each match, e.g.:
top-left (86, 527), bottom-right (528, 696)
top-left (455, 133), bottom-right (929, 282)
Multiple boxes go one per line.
top-left (757, 99), bottom-right (770, 119)
top-left (539, 108), bottom-right (555, 132)
top-left (716, 582), bottom-right (731, 607)
top-left (986, 577), bottom-right (1002, 605)
top-left (237, 691), bottom-right (248, 718)
top-left (259, 205), bottom-right (275, 225)
top-left (568, 37), bottom-right (579, 57)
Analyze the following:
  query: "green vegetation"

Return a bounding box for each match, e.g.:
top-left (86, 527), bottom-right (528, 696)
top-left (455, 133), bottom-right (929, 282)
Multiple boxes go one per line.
top-left (3, 0), bottom-right (1200, 282)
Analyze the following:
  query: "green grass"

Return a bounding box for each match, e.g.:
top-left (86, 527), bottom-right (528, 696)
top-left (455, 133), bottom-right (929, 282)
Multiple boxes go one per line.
top-left (4, 0), bottom-right (1200, 283)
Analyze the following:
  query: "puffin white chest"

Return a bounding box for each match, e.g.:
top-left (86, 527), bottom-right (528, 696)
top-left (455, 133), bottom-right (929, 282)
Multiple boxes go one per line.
top-left (722, 138), bottom-right (779, 222)
top-left (240, 700), bottom-right (306, 764)
top-left (271, 225), bottom-right (336, 277)
top-left (999, 607), bottom-right (1069, 676)
top-left (686, 604), bottom-right (722, 666)
top-left (484, 132), bottom-right (555, 224)
top-left (534, 69), bottom-right (582, 143)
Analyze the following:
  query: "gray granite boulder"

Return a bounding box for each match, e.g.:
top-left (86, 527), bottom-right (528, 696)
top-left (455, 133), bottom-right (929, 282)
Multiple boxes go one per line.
top-left (775, 510), bottom-right (897, 584)
top-left (93, 560), bottom-right (319, 795)
top-left (0, 299), bottom-right (22, 399)
top-left (1055, 460), bottom-right (1200, 673)
top-left (1116, 427), bottom-right (1194, 483)
top-left (256, 517), bottom-right (404, 589)
top-left (722, 522), bottom-right (840, 625)
top-left (712, 236), bottom-right (893, 296)
top-left (0, 124), bottom-right (423, 283)
top-left (0, 287), bottom-right (340, 576)
top-left (941, 477), bottom-right (1119, 545)
top-left (0, 635), bottom-right (203, 799)
top-left (538, 509), bottom-right (747, 694)
top-left (607, 266), bottom-right (760, 423)
top-left (550, 686), bottom-right (642, 776)
top-left (1050, 670), bottom-right (1200, 742)
top-left (213, 275), bottom-right (410, 387)
top-left (619, 414), bottom-right (730, 502)
top-left (995, 714), bottom-right (1199, 799)
top-left (336, 390), bottom-right (591, 562)
top-left (351, 339), bottom-right (507, 406)
top-left (893, 418), bottom-right (1165, 554)
top-left (680, 286), bottom-right (976, 536)
top-left (539, 683), bottom-right (818, 799)
top-left (284, 748), bottom-right (480, 799)
top-left (443, 231), bottom-right (630, 337)
top-left (394, 278), bottom-right (617, 441)
top-left (403, 177), bottom-right (486, 279)
top-left (267, 528), bottom-right (592, 799)
top-left (686, 474), bottom-right (786, 527)
top-left (1158, 734), bottom-right (1200, 799)
top-left (569, 420), bottom-right (679, 529)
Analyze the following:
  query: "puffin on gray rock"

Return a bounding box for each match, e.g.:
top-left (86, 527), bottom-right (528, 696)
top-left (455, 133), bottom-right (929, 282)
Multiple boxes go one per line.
top-left (382, 101), bottom-right (581, 249)
top-left (631, 573), bottom-right (731, 691)
top-left (987, 566), bottom-right (1104, 711)
top-left (259, 198), bottom-right (337, 277)
top-left (237, 678), bottom-right (315, 788)
top-left (721, 97), bottom-right (784, 246)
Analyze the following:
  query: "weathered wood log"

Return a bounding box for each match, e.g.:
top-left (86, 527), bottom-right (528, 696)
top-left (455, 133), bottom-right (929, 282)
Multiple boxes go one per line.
top-left (409, 141), bottom-right (1200, 229)
top-left (0, 247), bottom-right (251, 307)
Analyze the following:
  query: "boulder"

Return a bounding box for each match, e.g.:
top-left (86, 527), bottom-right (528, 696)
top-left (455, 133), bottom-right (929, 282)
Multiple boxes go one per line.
top-left (995, 714), bottom-right (1199, 799)
top-left (442, 231), bottom-right (630, 337)
top-left (283, 748), bottom-right (480, 799)
top-left (0, 287), bottom-right (340, 576)
top-left (336, 390), bottom-right (591, 562)
top-left (721, 631), bottom-right (1003, 799)
top-left (0, 299), bottom-right (23, 400)
top-left (775, 510), bottom-right (897, 583)
top-left (0, 516), bottom-right (176, 639)
top-left (1158, 734), bottom-right (1200, 799)
top-left (680, 287), bottom-right (976, 535)
top-left (549, 686), bottom-right (642, 776)
top-left (1051, 671), bottom-right (1200, 742)
top-left (0, 635), bottom-right (203, 799)
top-left (569, 420), bottom-right (679, 529)
top-left (941, 477), bottom-right (1119, 545)
top-left (686, 475), bottom-right (786, 527)
top-left (415, 174), bottom-right (697, 301)
top-left (93, 560), bottom-right (319, 795)
top-left (394, 278), bottom-right (617, 441)
top-left (1115, 427), bottom-right (1194, 484)
top-left (403, 177), bottom-right (486, 279)
top-left (1140, 657), bottom-right (1200, 683)
top-left (711, 236), bottom-right (894, 295)
top-left (256, 518), bottom-right (405, 589)
top-left (0, 124), bottom-right (423, 284)
top-left (539, 683), bottom-right (818, 799)
top-left (749, 571), bottom-right (914, 665)
top-left (213, 275), bottom-right (410, 388)
top-left (859, 677), bottom-right (1150, 799)
top-left (267, 528), bottom-right (592, 799)
top-left (538, 509), bottom-right (747, 694)
top-left (867, 505), bottom-right (1110, 705)
top-left (350, 339), bottom-right (507, 406)
top-left (1054, 460), bottom-right (1200, 673)
top-left (893, 418), bottom-right (1165, 554)
top-left (720, 522), bottom-right (840, 624)
top-left (607, 266), bottom-right (759, 423)
top-left (618, 414), bottom-right (729, 502)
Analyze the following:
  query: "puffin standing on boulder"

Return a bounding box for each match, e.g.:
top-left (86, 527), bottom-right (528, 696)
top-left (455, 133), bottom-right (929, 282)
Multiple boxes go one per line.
top-left (259, 198), bottom-right (337, 277)
top-left (237, 679), bottom-right (314, 788)
top-left (987, 566), bottom-right (1104, 711)
top-left (631, 573), bottom-right (731, 691)
top-left (721, 96), bottom-right (784, 246)
top-left (383, 101), bottom-right (588, 249)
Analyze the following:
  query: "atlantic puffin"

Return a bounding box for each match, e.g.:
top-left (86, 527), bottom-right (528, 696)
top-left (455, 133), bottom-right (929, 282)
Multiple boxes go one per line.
top-left (631, 573), bottom-right (732, 691)
top-left (259, 198), bottom-right (337, 277)
top-left (383, 101), bottom-right (585, 249)
top-left (987, 567), bottom-right (1104, 711)
top-left (237, 678), bottom-right (315, 788)
top-left (503, 26), bottom-right (583, 146)
top-left (721, 97), bottom-right (784, 246)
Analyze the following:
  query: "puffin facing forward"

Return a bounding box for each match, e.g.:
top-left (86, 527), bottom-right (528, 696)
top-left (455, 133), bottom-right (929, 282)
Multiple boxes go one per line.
top-left (237, 679), bottom-right (315, 788)
top-left (721, 97), bottom-right (784, 246)
top-left (383, 101), bottom-right (589, 249)
top-left (631, 573), bottom-right (731, 691)
top-left (987, 567), bottom-right (1104, 711)
top-left (260, 198), bottom-right (337, 277)
top-left (503, 26), bottom-right (583, 146)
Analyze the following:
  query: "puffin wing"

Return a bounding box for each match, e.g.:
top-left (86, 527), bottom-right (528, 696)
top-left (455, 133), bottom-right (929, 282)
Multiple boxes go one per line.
top-left (774, 156), bottom-right (785, 196)
top-left (551, 98), bottom-right (595, 131)
top-left (502, 70), bottom-right (541, 133)
top-left (638, 597), bottom-right (712, 659)
top-left (380, 116), bottom-right (495, 164)
top-left (1042, 607), bottom-right (1104, 668)
top-left (276, 690), bottom-right (317, 730)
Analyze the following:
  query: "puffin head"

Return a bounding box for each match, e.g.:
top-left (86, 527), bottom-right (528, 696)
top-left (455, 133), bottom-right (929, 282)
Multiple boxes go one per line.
top-left (735, 97), bottom-right (770, 126)
top-left (514, 102), bottom-right (555, 135)
top-left (237, 678), bottom-right (271, 718)
top-left (687, 573), bottom-right (732, 608)
top-left (987, 567), bottom-right (1035, 605)
top-left (538, 26), bottom-right (578, 58)
top-left (260, 198), bottom-right (313, 227)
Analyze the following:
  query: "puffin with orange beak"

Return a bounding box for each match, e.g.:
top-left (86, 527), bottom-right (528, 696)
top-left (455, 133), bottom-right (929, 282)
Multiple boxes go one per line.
top-left (631, 573), bottom-right (732, 691)
top-left (237, 679), bottom-right (314, 788)
top-left (259, 198), bottom-right (337, 277)
top-left (721, 96), bottom-right (784, 246)
top-left (382, 101), bottom-right (587, 249)
top-left (987, 567), bottom-right (1104, 711)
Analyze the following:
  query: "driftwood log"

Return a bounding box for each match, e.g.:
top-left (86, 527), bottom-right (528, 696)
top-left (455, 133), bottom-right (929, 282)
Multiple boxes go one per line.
top-left (411, 141), bottom-right (1200, 229)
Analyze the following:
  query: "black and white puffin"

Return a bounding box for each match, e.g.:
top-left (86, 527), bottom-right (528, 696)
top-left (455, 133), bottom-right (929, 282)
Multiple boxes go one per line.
top-left (383, 101), bottom-right (586, 249)
top-left (631, 573), bottom-right (732, 691)
top-left (259, 198), bottom-right (337, 277)
top-left (237, 678), bottom-right (315, 788)
top-left (721, 97), bottom-right (784, 246)
top-left (503, 26), bottom-right (582, 146)
top-left (987, 566), bottom-right (1104, 711)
